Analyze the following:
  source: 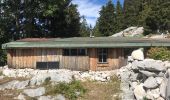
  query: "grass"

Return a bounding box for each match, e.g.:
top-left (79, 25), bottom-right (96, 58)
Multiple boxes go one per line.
top-left (46, 80), bottom-right (87, 100)
top-left (45, 75), bottom-right (121, 100)
top-left (78, 75), bottom-right (121, 100)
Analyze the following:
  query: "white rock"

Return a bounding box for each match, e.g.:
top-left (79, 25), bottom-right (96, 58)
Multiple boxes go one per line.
top-left (17, 93), bottom-right (26, 100)
top-left (111, 27), bottom-right (144, 37)
top-left (156, 97), bottom-right (165, 100)
top-left (134, 83), bottom-right (146, 100)
top-left (131, 48), bottom-right (144, 61)
top-left (38, 96), bottom-right (52, 100)
top-left (0, 80), bottom-right (29, 90)
top-left (139, 70), bottom-right (157, 77)
top-left (146, 88), bottom-right (160, 99)
top-left (156, 77), bottom-right (164, 84)
top-left (53, 94), bottom-right (65, 100)
top-left (160, 79), bottom-right (167, 98)
top-left (23, 87), bottom-right (45, 97)
top-left (144, 77), bottom-right (158, 89)
top-left (137, 60), bottom-right (166, 72)
top-left (130, 82), bottom-right (138, 90)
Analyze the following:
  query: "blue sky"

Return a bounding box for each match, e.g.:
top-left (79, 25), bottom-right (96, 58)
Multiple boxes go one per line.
top-left (72, 0), bottom-right (124, 27)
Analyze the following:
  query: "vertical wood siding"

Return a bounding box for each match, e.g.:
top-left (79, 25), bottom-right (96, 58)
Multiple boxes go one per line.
top-left (7, 48), bottom-right (125, 71)
top-left (7, 48), bottom-right (89, 71)
top-left (89, 48), bottom-right (125, 71)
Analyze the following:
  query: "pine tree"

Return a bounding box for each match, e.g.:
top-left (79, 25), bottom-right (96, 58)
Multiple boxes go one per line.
top-left (115, 0), bottom-right (124, 33)
top-left (123, 0), bottom-right (143, 27)
top-left (79, 16), bottom-right (91, 37)
top-left (97, 0), bottom-right (116, 36)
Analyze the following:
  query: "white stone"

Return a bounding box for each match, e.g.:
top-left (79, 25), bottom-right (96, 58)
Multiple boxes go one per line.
top-left (146, 88), bottom-right (160, 99)
top-left (17, 93), bottom-right (26, 100)
top-left (53, 94), bottom-right (65, 100)
top-left (144, 77), bottom-right (158, 89)
top-left (111, 27), bottom-right (144, 37)
top-left (38, 96), bottom-right (52, 100)
top-left (0, 80), bottom-right (29, 90)
top-left (23, 87), bottom-right (45, 97)
top-left (134, 83), bottom-right (146, 100)
top-left (160, 79), bottom-right (167, 98)
top-left (156, 97), bottom-right (165, 100)
top-left (137, 60), bottom-right (166, 72)
top-left (131, 48), bottom-right (144, 61)
top-left (156, 77), bottom-right (164, 84)
top-left (139, 70), bottom-right (157, 77)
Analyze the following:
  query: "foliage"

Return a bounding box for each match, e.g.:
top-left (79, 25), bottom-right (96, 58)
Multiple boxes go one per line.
top-left (97, 0), bottom-right (116, 36)
top-left (46, 80), bottom-right (87, 100)
top-left (79, 16), bottom-right (91, 37)
top-left (147, 47), bottom-right (170, 61)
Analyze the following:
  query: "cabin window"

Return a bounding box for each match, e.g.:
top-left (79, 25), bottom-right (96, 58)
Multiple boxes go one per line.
top-left (98, 48), bottom-right (108, 63)
top-left (63, 49), bottom-right (86, 56)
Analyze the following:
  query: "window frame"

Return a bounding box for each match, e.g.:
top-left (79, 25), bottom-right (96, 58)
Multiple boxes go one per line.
top-left (63, 48), bottom-right (87, 56)
top-left (98, 48), bottom-right (108, 63)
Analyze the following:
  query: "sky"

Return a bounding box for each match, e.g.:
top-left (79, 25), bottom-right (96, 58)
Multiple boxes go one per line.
top-left (72, 0), bottom-right (124, 27)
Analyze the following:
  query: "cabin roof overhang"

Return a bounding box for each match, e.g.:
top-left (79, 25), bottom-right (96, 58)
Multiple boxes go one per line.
top-left (2, 37), bottom-right (170, 49)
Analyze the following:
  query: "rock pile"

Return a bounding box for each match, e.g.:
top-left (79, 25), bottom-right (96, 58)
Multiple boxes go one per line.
top-left (119, 57), bottom-right (170, 100)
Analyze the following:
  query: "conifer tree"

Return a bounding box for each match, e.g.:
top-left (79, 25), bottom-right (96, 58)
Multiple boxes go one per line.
top-left (97, 0), bottom-right (116, 36)
top-left (79, 16), bottom-right (91, 37)
top-left (115, 0), bottom-right (124, 33)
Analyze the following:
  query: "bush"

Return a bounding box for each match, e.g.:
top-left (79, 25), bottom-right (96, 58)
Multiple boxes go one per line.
top-left (46, 80), bottom-right (87, 100)
top-left (147, 47), bottom-right (170, 61)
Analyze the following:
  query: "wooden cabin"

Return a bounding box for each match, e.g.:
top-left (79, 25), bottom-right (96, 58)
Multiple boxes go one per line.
top-left (2, 37), bottom-right (170, 71)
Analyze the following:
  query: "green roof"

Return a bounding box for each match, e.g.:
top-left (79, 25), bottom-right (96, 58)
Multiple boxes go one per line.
top-left (2, 37), bottom-right (170, 49)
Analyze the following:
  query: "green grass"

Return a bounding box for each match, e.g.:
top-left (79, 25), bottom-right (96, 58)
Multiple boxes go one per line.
top-left (46, 80), bottom-right (87, 100)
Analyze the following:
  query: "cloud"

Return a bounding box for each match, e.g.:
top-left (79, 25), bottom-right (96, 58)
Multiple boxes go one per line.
top-left (72, 0), bottom-right (102, 27)
top-left (72, 0), bottom-right (124, 27)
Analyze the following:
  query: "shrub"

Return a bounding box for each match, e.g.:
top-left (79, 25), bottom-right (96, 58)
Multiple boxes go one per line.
top-left (147, 47), bottom-right (170, 61)
top-left (46, 80), bottom-right (87, 100)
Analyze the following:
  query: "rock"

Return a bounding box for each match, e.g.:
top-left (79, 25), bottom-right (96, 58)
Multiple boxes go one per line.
top-left (0, 80), bottom-right (29, 90)
top-left (146, 88), bottom-right (160, 99)
top-left (139, 70), bottom-right (157, 77)
top-left (53, 94), bottom-right (65, 100)
top-left (128, 56), bottom-right (134, 62)
top-left (23, 87), bottom-right (45, 97)
top-left (129, 72), bottom-right (138, 81)
top-left (156, 77), bottom-right (164, 84)
top-left (156, 97), bottom-right (165, 100)
top-left (137, 60), bottom-right (166, 72)
top-left (160, 79), bottom-right (167, 98)
top-left (144, 77), bottom-right (158, 89)
top-left (131, 48), bottom-right (144, 61)
top-left (38, 96), bottom-right (52, 100)
top-left (130, 82), bottom-right (138, 90)
top-left (134, 83), bottom-right (146, 100)
top-left (30, 74), bottom-right (51, 86)
top-left (17, 93), bottom-right (26, 100)
top-left (121, 91), bottom-right (134, 100)
top-left (111, 27), bottom-right (144, 37)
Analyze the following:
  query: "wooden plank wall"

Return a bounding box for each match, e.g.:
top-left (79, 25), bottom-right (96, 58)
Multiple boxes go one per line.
top-left (89, 48), bottom-right (125, 71)
top-left (7, 49), bottom-right (61, 69)
top-left (7, 48), bottom-right (89, 71)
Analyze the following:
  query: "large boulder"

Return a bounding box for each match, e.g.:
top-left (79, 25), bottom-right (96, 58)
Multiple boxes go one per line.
top-left (111, 27), bottom-right (144, 37)
top-left (144, 77), bottom-right (158, 89)
top-left (137, 60), bottom-right (166, 72)
top-left (131, 48), bottom-right (144, 61)
top-left (23, 87), bottom-right (45, 97)
top-left (134, 83), bottom-right (146, 100)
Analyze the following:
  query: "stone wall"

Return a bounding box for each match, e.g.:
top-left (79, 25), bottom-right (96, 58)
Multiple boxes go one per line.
top-left (119, 57), bottom-right (170, 100)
